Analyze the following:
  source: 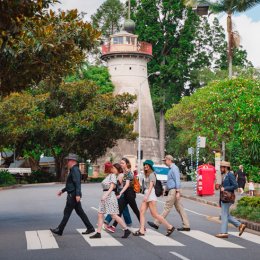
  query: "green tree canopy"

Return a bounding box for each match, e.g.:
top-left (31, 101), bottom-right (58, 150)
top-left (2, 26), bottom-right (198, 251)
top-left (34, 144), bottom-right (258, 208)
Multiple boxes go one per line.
top-left (0, 0), bottom-right (58, 51)
top-left (0, 81), bottom-right (136, 180)
top-left (65, 63), bottom-right (114, 94)
top-left (91, 0), bottom-right (126, 39)
top-left (0, 8), bottom-right (100, 96)
top-left (165, 77), bottom-right (260, 171)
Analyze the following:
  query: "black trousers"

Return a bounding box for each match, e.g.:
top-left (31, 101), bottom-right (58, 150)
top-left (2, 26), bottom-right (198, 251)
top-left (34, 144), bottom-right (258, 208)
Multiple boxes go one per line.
top-left (113, 188), bottom-right (140, 227)
top-left (58, 194), bottom-right (94, 231)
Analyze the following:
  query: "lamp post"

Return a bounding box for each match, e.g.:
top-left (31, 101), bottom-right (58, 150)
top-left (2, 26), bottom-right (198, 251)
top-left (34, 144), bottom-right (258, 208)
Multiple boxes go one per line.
top-left (193, 4), bottom-right (209, 16)
top-left (137, 71), bottom-right (160, 177)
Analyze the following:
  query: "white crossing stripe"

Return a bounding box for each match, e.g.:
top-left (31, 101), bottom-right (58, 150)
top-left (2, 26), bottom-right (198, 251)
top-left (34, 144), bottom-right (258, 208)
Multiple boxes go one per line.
top-left (180, 230), bottom-right (244, 248)
top-left (229, 232), bottom-right (260, 244)
top-left (77, 229), bottom-right (123, 247)
top-left (170, 251), bottom-right (190, 260)
top-left (137, 228), bottom-right (184, 247)
top-left (25, 230), bottom-right (59, 250)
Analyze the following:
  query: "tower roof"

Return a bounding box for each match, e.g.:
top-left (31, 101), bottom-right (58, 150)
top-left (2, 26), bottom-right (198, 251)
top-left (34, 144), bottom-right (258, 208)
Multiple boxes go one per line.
top-left (110, 30), bottom-right (137, 38)
top-left (123, 19), bottom-right (136, 33)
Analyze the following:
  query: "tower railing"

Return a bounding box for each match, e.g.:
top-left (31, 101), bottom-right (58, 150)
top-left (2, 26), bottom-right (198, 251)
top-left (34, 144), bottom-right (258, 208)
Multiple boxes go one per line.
top-left (102, 41), bottom-right (152, 55)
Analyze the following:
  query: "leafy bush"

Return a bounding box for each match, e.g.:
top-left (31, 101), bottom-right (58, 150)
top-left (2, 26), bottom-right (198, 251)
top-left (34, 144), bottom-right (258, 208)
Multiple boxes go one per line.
top-left (166, 78), bottom-right (260, 173)
top-left (249, 171), bottom-right (260, 183)
top-left (25, 170), bottom-right (56, 183)
top-left (0, 170), bottom-right (17, 186)
top-left (232, 197), bottom-right (260, 223)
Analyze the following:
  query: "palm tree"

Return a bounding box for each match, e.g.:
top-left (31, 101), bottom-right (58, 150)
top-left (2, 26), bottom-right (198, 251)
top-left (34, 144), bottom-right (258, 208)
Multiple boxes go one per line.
top-left (185, 0), bottom-right (260, 78)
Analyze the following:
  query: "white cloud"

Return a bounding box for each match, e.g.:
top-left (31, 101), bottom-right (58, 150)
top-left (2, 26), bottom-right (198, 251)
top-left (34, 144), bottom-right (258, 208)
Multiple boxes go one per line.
top-left (219, 14), bottom-right (260, 68)
top-left (51, 0), bottom-right (105, 20)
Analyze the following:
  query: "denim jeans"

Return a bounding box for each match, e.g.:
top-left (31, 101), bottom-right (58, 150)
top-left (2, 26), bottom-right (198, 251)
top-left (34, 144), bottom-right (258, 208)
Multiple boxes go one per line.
top-left (221, 202), bottom-right (241, 233)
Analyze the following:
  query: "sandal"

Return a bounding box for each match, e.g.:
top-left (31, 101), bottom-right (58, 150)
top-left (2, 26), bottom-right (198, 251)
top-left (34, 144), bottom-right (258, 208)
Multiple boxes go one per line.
top-left (133, 230), bottom-right (145, 236)
top-left (166, 226), bottom-right (175, 237)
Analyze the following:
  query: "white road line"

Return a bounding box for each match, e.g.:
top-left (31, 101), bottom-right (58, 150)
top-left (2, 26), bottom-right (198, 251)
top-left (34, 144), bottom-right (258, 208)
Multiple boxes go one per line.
top-left (91, 207), bottom-right (98, 211)
top-left (25, 230), bottom-right (58, 250)
top-left (229, 232), bottom-right (260, 244)
top-left (77, 229), bottom-right (123, 247)
top-left (170, 251), bottom-right (190, 260)
top-left (180, 230), bottom-right (244, 248)
top-left (25, 231), bottom-right (42, 250)
top-left (138, 228), bottom-right (184, 247)
top-left (184, 209), bottom-right (208, 217)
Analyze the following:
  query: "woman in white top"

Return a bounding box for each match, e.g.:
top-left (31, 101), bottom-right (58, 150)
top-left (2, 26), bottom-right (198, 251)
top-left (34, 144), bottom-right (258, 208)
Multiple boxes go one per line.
top-left (133, 160), bottom-right (175, 236)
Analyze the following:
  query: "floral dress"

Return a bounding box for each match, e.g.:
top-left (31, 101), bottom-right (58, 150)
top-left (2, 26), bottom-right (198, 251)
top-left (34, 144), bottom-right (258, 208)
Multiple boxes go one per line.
top-left (98, 174), bottom-right (119, 214)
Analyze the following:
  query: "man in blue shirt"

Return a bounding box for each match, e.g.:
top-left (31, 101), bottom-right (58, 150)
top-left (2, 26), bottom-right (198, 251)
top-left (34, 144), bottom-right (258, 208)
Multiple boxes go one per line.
top-left (147, 155), bottom-right (190, 231)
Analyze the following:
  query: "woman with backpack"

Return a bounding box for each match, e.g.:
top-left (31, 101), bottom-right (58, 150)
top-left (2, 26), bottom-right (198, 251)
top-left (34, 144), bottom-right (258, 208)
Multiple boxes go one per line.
top-left (133, 160), bottom-right (175, 236)
top-left (107, 157), bottom-right (140, 231)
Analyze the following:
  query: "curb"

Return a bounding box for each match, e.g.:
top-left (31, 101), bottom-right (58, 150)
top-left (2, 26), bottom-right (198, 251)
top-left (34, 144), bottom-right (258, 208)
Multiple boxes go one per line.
top-left (182, 194), bottom-right (260, 233)
top-left (0, 182), bottom-right (61, 191)
top-left (0, 184), bottom-right (22, 191)
top-left (181, 194), bottom-right (219, 207)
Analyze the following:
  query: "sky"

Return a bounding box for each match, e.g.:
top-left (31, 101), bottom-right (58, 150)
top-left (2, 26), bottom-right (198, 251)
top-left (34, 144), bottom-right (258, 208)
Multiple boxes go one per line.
top-left (51, 0), bottom-right (260, 68)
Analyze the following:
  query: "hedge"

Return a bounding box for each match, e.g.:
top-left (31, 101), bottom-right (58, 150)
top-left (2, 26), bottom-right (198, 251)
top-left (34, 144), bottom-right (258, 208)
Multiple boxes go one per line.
top-left (232, 197), bottom-right (260, 223)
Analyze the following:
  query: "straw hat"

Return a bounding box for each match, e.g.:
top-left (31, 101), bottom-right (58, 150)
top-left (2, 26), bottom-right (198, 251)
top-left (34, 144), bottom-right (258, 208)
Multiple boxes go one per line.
top-left (220, 161), bottom-right (231, 167)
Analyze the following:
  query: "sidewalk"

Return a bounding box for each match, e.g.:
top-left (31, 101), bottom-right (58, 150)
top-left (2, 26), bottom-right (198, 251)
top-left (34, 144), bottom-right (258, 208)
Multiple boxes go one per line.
top-left (181, 181), bottom-right (260, 232)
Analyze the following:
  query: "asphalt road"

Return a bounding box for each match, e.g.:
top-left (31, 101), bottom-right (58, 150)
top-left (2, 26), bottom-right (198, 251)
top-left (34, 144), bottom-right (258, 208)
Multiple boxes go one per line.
top-left (0, 183), bottom-right (259, 260)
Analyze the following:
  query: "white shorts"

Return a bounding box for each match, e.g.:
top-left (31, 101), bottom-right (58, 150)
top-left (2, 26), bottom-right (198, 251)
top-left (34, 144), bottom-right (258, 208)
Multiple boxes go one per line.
top-left (145, 188), bottom-right (157, 202)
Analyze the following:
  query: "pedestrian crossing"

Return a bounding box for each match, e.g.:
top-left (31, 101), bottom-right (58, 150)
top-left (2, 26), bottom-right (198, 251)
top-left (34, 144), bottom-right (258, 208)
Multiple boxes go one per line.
top-left (25, 230), bottom-right (59, 250)
top-left (179, 230), bottom-right (244, 248)
top-left (77, 229), bottom-right (123, 247)
top-left (24, 228), bottom-right (259, 250)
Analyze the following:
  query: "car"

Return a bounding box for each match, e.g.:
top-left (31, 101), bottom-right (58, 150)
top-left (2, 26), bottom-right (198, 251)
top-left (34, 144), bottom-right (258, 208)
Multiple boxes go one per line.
top-left (138, 164), bottom-right (169, 193)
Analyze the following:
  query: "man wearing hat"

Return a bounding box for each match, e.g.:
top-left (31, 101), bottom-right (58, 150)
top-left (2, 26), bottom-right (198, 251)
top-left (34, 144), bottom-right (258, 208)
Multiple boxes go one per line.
top-left (215, 161), bottom-right (246, 238)
top-left (147, 155), bottom-right (190, 231)
top-left (50, 153), bottom-right (95, 236)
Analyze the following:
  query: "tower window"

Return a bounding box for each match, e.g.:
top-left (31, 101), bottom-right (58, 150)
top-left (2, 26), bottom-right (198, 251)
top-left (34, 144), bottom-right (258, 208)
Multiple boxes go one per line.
top-left (113, 37), bottom-right (123, 44)
top-left (129, 67), bottom-right (132, 70)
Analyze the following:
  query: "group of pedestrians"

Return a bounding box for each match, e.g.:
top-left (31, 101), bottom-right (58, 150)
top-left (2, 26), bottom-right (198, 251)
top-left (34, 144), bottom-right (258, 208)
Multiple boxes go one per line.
top-left (50, 153), bottom-right (246, 241)
top-left (50, 153), bottom-right (188, 239)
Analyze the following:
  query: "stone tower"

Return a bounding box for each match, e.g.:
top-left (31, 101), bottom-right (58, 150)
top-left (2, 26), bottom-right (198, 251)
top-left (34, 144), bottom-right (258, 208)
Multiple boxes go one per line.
top-left (100, 20), bottom-right (161, 165)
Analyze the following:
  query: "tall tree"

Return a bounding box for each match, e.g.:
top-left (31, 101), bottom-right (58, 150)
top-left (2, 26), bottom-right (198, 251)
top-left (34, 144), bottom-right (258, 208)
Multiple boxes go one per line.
top-left (132, 0), bottom-right (200, 157)
top-left (0, 81), bottom-right (136, 180)
top-left (91, 0), bottom-right (126, 40)
top-left (166, 77), bottom-right (260, 173)
top-left (195, 0), bottom-right (260, 78)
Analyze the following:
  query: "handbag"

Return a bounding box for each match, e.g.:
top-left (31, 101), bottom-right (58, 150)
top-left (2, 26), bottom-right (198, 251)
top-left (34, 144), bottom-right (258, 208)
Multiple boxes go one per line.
top-left (220, 190), bottom-right (235, 203)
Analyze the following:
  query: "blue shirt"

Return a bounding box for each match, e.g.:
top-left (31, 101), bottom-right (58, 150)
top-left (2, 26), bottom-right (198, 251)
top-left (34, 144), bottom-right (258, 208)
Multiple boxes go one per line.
top-left (167, 163), bottom-right (181, 190)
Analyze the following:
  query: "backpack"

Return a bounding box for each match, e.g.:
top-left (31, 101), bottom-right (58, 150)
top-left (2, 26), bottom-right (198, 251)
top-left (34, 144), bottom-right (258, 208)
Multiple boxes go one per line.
top-left (133, 176), bottom-right (141, 193)
top-left (154, 178), bottom-right (163, 197)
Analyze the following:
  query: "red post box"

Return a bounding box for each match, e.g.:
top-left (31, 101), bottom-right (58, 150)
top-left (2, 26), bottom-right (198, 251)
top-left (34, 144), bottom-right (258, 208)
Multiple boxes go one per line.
top-left (197, 164), bottom-right (216, 196)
